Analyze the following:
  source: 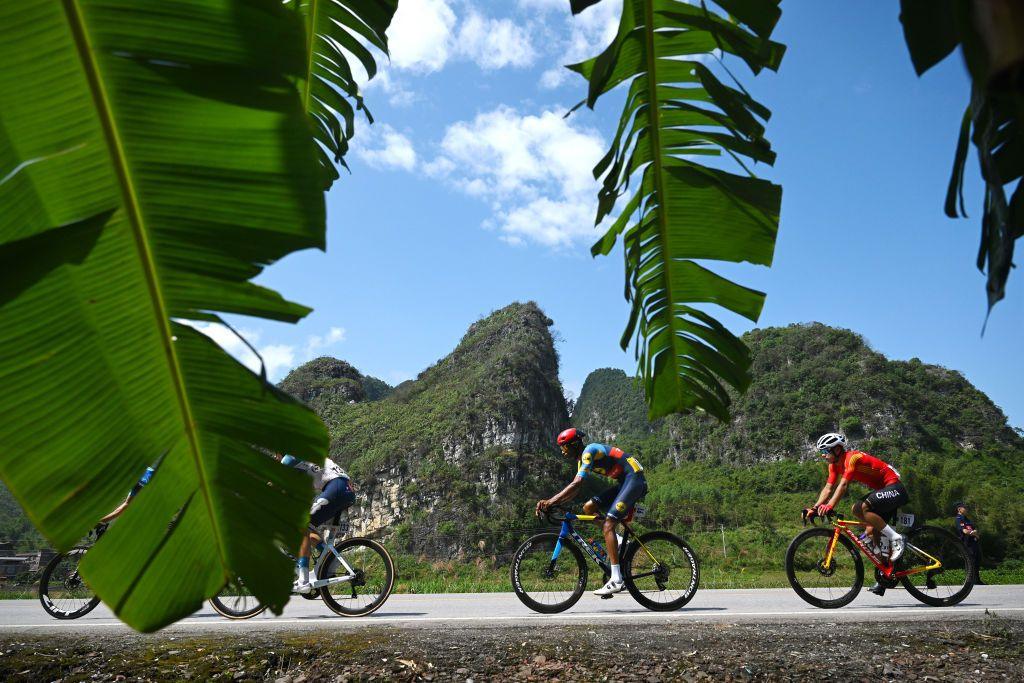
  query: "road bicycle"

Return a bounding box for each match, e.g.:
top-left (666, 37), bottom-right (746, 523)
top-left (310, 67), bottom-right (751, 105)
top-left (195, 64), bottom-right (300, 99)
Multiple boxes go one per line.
top-left (785, 509), bottom-right (974, 609)
top-left (209, 518), bottom-right (395, 619)
top-left (510, 505), bottom-right (699, 613)
top-left (38, 525), bottom-right (106, 620)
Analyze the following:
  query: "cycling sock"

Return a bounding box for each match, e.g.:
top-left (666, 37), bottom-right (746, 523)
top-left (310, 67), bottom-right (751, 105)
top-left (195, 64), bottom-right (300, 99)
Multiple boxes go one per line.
top-left (880, 525), bottom-right (900, 540)
top-left (610, 564), bottom-right (622, 582)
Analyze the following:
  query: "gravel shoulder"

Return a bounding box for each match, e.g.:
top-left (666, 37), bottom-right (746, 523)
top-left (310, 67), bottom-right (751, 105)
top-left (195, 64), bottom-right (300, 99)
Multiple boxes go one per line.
top-left (1, 613), bottom-right (1022, 681)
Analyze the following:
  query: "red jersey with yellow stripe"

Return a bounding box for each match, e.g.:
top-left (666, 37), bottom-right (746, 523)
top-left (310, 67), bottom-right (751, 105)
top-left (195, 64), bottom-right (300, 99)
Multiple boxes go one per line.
top-left (827, 450), bottom-right (900, 490)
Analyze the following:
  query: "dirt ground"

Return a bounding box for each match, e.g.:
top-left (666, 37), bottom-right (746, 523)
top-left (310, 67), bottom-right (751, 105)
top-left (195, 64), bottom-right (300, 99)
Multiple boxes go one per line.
top-left (1, 615), bottom-right (1021, 682)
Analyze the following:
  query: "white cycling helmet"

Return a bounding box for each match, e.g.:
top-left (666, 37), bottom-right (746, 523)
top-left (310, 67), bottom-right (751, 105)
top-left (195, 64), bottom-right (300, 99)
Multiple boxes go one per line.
top-left (816, 432), bottom-right (848, 453)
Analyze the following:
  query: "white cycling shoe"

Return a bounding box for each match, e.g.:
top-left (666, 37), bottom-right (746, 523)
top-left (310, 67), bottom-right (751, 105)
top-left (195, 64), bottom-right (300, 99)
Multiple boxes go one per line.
top-left (888, 535), bottom-right (905, 562)
top-left (292, 579), bottom-right (315, 595)
top-left (594, 579), bottom-right (625, 597)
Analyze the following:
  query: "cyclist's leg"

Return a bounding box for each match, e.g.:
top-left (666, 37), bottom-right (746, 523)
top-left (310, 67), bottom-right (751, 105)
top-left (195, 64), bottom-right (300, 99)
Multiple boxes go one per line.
top-left (604, 474), bottom-right (647, 565)
top-left (862, 484), bottom-right (909, 555)
top-left (585, 488), bottom-right (618, 536)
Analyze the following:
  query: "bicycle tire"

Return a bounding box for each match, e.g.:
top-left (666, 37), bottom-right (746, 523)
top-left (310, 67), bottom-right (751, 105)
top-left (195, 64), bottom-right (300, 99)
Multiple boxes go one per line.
top-left (898, 525), bottom-right (974, 607)
top-left (510, 532), bottom-right (587, 614)
top-left (319, 537), bottom-right (395, 617)
top-left (786, 527), bottom-right (864, 609)
top-left (38, 548), bottom-right (101, 620)
top-left (622, 531), bottom-right (699, 611)
top-left (209, 578), bottom-right (267, 620)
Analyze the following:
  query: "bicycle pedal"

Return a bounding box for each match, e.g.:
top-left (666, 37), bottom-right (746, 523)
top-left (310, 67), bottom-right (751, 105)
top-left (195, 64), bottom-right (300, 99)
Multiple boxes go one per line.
top-left (600, 592), bottom-right (614, 600)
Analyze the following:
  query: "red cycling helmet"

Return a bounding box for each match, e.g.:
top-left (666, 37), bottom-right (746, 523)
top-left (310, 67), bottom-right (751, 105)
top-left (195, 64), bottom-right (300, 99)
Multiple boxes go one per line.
top-left (556, 428), bottom-right (587, 457)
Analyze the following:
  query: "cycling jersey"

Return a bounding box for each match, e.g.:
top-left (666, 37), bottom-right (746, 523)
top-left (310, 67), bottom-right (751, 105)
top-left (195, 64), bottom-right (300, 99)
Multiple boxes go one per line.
top-left (576, 443), bottom-right (643, 486)
top-left (293, 457), bottom-right (349, 491)
top-left (127, 467), bottom-right (155, 499)
top-left (827, 450), bottom-right (900, 490)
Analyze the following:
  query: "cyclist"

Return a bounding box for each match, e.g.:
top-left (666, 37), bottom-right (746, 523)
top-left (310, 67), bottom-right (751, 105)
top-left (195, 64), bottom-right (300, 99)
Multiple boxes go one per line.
top-left (280, 454), bottom-right (355, 594)
top-left (807, 433), bottom-right (908, 570)
top-left (536, 428), bottom-right (647, 597)
top-left (97, 466), bottom-right (156, 524)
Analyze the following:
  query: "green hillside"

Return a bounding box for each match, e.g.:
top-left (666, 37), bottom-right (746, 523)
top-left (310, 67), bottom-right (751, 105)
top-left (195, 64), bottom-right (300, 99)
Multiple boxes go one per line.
top-left (574, 323), bottom-right (1024, 569)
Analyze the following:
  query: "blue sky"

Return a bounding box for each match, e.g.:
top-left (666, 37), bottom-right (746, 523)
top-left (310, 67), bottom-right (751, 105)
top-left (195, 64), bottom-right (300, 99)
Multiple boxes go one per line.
top-left (203, 1), bottom-right (1024, 430)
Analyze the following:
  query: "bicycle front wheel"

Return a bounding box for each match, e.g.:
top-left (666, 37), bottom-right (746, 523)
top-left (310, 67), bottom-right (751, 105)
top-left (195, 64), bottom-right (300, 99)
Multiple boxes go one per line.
top-left (319, 537), bottom-right (395, 617)
top-left (209, 578), bottom-right (266, 620)
top-left (622, 531), bottom-right (699, 611)
top-left (510, 532), bottom-right (587, 613)
top-left (39, 548), bottom-right (101, 620)
top-left (786, 527), bottom-right (864, 609)
top-left (899, 525), bottom-right (974, 606)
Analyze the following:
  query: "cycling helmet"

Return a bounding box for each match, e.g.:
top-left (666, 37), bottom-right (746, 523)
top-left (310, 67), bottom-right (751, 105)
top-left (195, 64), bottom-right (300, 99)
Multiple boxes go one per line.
top-left (556, 427), bottom-right (587, 458)
top-left (816, 432), bottom-right (847, 453)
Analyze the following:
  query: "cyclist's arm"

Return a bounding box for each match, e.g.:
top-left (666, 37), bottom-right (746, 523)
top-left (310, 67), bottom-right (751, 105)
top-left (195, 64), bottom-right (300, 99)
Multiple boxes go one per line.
top-left (538, 476), bottom-right (584, 510)
top-left (98, 495), bottom-right (131, 523)
top-left (824, 478), bottom-right (850, 508)
top-left (811, 483), bottom-right (835, 509)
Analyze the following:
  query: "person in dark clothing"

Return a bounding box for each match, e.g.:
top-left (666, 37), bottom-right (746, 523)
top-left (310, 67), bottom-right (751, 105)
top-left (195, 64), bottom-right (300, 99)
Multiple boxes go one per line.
top-left (954, 502), bottom-right (986, 585)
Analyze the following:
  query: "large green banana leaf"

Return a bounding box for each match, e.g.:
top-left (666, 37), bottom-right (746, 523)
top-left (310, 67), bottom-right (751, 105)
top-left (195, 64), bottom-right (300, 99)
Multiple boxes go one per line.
top-left (0, 0), bottom-right (329, 631)
top-left (569, 0), bottom-right (785, 421)
top-left (900, 0), bottom-right (1024, 313)
top-left (289, 0), bottom-right (397, 188)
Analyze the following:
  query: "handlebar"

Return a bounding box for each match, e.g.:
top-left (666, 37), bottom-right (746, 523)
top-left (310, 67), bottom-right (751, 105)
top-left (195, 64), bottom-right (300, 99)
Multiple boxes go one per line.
top-left (801, 508), bottom-right (836, 526)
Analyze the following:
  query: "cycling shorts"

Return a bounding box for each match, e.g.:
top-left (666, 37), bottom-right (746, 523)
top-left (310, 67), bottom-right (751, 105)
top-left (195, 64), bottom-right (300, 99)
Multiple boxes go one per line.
top-left (310, 477), bottom-right (355, 526)
top-left (861, 482), bottom-right (909, 521)
top-left (591, 472), bottom-right (648, 521)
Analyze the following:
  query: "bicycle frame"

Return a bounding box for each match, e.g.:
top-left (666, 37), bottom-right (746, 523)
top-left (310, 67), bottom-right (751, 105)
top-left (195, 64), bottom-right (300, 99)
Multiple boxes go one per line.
top-left (306, 525), bottom-right (360, 591)
top-left (823, 517), bottom-right (941, 579)
top-left (550, 511), bottom-right (661, 576)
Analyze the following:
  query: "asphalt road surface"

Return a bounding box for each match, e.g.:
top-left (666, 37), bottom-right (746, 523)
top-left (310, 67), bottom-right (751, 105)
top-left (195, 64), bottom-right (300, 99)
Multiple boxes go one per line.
top-left (1, 585), bottom-right (1021, 634)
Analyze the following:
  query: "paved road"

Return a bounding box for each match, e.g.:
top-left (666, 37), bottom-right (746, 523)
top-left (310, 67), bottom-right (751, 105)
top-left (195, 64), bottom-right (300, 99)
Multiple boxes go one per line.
top-left (2, 585), bottom-right (1022, 634)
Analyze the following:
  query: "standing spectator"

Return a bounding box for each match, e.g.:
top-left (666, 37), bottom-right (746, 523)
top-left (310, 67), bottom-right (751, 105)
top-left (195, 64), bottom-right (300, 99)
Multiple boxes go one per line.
top-left (954, 502), bottom-right (986, 585)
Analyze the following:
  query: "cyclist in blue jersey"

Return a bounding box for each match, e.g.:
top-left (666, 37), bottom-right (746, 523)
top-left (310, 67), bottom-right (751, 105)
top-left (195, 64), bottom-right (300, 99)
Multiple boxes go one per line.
top-left (98, 466), bottom-right (156, 524)
top-left (280, 454), bottom-right (356, 594)
top-left (536, 428), bottom-right (648, 597)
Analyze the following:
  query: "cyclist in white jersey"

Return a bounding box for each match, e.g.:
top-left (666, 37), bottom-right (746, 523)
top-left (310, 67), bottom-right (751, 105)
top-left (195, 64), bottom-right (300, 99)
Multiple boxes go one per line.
top-left (280, 455), bottom-right (355, 593)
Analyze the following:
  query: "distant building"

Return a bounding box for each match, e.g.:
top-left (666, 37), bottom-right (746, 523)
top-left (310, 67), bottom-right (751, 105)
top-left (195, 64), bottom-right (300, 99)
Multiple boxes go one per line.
top-left (0, 556), bottom-right (30, 579)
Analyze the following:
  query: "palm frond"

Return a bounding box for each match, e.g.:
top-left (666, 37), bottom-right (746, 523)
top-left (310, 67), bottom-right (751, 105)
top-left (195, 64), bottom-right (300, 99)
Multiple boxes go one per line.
top-left (570, 0), bottom-right (785, 421)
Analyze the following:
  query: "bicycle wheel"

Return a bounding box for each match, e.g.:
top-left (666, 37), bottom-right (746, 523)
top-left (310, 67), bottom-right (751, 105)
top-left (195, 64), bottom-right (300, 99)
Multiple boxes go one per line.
top-left (786, 527), bottom-right (864, 609)
top-left (209, 578), bottom-right (266, 619)
top-left (622, 531), bottom-right (699, 611)
top-left (510, 532), bottom-right (587, 614)
top-left (39, 548), bottom-right (101, 620)
top-left (319, 537), bottom-right (395, 617)
top-left (899, 525), bottom-right (974, 606)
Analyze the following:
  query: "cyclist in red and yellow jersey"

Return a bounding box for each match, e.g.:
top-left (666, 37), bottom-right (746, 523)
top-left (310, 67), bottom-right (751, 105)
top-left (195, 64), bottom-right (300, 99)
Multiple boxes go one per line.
top-left (807, 433), bottom-right (908, 566)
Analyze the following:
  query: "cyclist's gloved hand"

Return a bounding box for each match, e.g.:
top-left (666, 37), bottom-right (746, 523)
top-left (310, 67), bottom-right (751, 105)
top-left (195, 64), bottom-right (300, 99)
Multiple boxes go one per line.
top-left (816, 503), bottom-right (833, 516)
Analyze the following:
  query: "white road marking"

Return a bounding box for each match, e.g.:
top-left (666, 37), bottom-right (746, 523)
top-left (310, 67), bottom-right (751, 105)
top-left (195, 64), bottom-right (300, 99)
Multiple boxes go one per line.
top-left (2, 606), bottom-right (1021, 629)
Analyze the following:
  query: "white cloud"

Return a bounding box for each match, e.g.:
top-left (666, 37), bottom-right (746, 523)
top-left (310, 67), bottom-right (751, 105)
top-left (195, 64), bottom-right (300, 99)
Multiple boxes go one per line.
top-left (355, 124), bottom-right (417, 171)
top-left (306, 327), bottom-right (347, 356)
top-left (427, 106), bottom-right (607, 249)
top-left (531, 0), bottom-right (622, 90)
top-left (179, 322), bottom-right (350, 381)
top-left (457, 12), bottom-right (537, 70)
top-left (363, 69), bottom-right (417, 107)
top-left (387, 0), bottom-right (457, 73)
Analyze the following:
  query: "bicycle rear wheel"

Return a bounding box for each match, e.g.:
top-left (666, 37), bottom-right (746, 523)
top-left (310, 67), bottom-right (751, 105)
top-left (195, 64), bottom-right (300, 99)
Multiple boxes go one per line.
top-left (622, 531), bottom-right (699, 611)
top-left (898, 525), bottom-right (974, 606)
top-left (209, 578), bottom-right (266, 619)
top-left (319, 537), bottom-right (395, 617)
top-left (39, 548), bottom-right (101, 620)
top-left (510, 532), bottom-right (587, 613)
top-left (786, 527), bottom-right (864, 609)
